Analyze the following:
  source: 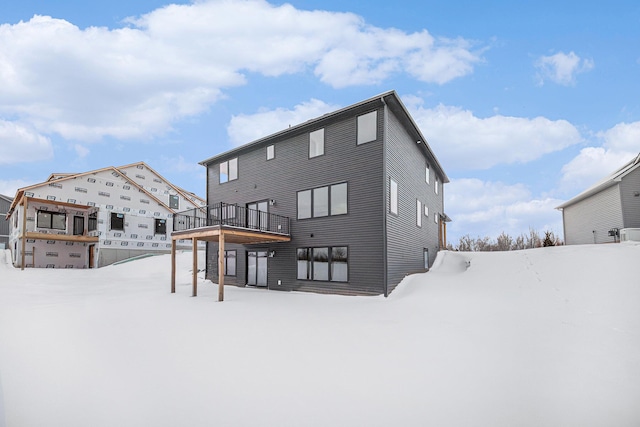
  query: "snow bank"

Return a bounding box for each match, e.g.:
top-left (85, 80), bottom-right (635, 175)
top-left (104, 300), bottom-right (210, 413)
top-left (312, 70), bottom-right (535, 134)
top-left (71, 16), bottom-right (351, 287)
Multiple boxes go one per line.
top-left (1, 245), bottom-right (639, 426)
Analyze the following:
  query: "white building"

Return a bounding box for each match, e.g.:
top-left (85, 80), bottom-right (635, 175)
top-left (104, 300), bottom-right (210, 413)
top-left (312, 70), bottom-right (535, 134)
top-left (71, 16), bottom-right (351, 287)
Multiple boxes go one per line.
top-left (7, 162), bottom-right (205, 269)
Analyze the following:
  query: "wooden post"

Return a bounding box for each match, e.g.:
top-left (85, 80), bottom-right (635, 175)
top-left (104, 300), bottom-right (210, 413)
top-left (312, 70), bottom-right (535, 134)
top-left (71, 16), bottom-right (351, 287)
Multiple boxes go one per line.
top-left (443, 221), bottom-right (448, 249)
top-left (21, 197), bottom-right (28, 270)
top-left (171, 239), bottom-right (176, 293)
top-left (218, 231), bottom-right (225, 302)
top-left (192, 238), bottom-right (198, 297)
top-left (32, 247), bottom-right (35, 268)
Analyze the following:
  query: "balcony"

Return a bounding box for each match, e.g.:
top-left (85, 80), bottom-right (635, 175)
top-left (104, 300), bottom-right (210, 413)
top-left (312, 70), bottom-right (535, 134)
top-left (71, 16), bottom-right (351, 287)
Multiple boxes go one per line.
top-left (172, 202), bottom-right (291, 243)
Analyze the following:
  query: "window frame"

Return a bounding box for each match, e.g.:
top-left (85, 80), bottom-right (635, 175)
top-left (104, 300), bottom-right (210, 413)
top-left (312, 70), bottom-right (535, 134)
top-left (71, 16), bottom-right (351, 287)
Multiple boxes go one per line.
top-left (224, 250), bottom-right (237, 276)
top-left (357, 110), bottom-right (377, 145)
top-left (266, 144), bottom-right (275, 160)
top-left (297, 182), bottom-right (348, 220)
top-left (36, 210), bottom-right (66, 230)
top-left (169, 194), bottom-right (179, 209)
top-left (296, 246), bottom-right (348, 282)
top-left (219, 157), bottom-right (238, 184)
top-left (309, 128), bottom-right (325, 158)
top-left (389, 178), bottom-right (398, 216)
top-left (154, 218), bottom-right (167, 235)
top-left (88, 212), bottom-right (97, 232)
top-left (110, 212), bottom-right (125, 231)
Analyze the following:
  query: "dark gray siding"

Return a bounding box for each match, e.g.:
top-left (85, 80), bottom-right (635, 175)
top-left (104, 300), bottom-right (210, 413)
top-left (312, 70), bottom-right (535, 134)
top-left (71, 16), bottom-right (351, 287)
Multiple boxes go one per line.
top-left (205, 106), bottom-right (386, 295)
top-left (0, 195), bottom-right (11, 247)
top-left (385, 108), bottom-right (443, 294)
top-left (620, 167), bottom-right (640, 228)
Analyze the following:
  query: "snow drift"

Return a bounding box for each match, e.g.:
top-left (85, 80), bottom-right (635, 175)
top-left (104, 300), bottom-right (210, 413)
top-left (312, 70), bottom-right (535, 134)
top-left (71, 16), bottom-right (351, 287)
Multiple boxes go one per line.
top-left (0, 244), bottom-right (639, 427)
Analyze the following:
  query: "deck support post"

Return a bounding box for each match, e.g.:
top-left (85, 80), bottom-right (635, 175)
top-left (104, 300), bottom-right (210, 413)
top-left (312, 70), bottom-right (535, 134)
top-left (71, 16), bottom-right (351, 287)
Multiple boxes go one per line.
top-left (171, 239), bottom-right (176, 293)
top-left (218, 231), bottom-right (225, 302)
top-left (192, 238), bottom-right (198, 297)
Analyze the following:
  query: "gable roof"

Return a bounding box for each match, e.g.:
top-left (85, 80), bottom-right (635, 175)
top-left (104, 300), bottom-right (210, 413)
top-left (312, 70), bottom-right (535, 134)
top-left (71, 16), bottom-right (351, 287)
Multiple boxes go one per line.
top-left (7, 162), bottom-right (202, 217)
top-left (200, 90), bottom-right (449, 183)
top-left (556, 152), bottom-right (640, 209)
top-left (0, 193), bottom-right (12, 204)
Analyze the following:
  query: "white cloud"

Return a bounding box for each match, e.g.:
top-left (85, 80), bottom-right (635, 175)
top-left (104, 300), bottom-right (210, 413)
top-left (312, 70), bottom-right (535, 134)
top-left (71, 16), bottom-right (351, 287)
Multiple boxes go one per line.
top-left (535, 51), bottom-right (594, 86)
top-left (0, 179), bottom-right (34, 197)
top-left (559, 121), bottom-right (640, 193)
top-left (0, 1), bottom-right (483, 146)
top-left (74, 144), bottom-right (90, 158)
top-left (227, 98), bottom-right (340, 146)
top-left (405, 99), bottom-right (582, 171)
top-left (0, 120), bottom-right (53, 164)
top-left (446, 178), bottom-right (564, 243)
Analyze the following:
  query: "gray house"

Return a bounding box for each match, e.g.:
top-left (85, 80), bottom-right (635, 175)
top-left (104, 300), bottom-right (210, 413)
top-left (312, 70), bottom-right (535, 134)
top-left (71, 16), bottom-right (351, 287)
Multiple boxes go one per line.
top-left (557, 153), bottom-right (640, 245)
top-left (172, 91), bottom-right (449, 297)
top-left (0, 194), bottom-right (12, 249)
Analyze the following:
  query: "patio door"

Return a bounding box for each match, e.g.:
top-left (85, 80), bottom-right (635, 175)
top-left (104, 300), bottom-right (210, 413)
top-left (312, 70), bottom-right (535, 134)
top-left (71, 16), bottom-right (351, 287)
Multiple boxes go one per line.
top-left (247, 201), bottom-right (269, 231)
top-left (247, 250), bottom-right (268, 287)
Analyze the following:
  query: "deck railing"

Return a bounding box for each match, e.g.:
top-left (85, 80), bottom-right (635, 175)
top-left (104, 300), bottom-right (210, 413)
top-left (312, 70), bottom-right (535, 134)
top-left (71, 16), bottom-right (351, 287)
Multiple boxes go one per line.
top-left (173, 202), bottom-right (290, 236)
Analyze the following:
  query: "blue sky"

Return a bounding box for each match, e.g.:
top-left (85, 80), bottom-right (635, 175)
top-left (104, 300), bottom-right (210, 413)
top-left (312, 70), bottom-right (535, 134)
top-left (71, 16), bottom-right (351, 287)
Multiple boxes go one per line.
top-left (1, 0), bottom-right (639, 244)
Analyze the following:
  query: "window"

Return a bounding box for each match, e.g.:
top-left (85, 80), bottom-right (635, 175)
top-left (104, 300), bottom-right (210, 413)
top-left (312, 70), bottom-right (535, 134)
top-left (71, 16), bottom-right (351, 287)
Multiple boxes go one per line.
top-left (434, 213), bottom-right (439, 224)
top-left (110, 212), bottom-right (125, 231)
top-left (313, 187), bottom-right (328, 217)
top-left (88, 212), bottom-right (97, 231)
top-left (390, 179), bottom-right (398, 215)
top-left (435, 178), bottom-right (439, 195)
top-left (169, 194), bottom-right (179, 209)
top-left (267, 145), bottom-right (275, 160)
top-left (309, 128), bottom-right (324, 158)
top-left (330, 182), bottom-right (348, 215)
top-left (219, 157), bottom-right (238, 183)
top-left (424, 205), bottom-right (429, 217)
top-left (37, 210), bottom-right (66, 230)
top-left (297, 183), bottom-right (348, 219)
top-left (73, 216), bottom-right (84, 236)
top-left (224, 250), bottom-right (236, 276)
top-left (297, 190), bottom-right (312, 219)
top-left (425, 164), bottom-right (430, 184)
top-left (357, 111), bottom-right (377, 145)
top-left (416, 200), bottom-right (422, 227)
top-left (297, 246), bottom-right (348, 282)
top-left (424, 249), bottom-right (429, 269)
top-left (155, 218), bottom-right (167, 235)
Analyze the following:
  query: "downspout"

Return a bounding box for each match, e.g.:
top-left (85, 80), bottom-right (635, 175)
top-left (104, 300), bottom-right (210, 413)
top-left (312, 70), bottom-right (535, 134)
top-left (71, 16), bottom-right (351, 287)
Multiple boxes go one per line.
top-left (381, 96), bottom-right (389, 297)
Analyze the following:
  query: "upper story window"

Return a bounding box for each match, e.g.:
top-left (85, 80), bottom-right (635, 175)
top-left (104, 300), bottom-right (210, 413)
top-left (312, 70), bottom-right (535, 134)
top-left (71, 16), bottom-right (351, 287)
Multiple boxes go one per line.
top-left (390, 178), bottom-right (398, 215)
top-left (219, 157), bottom-right (238, 183)
top-left (37, 210), bottom-right (66, 230)
top-left (297, 182), bottom-right (348, 220)
top-left (169, 194), bottom-right (179, 209)
top-left (416, 200), bottom-right (422, 227)
top-left (309, 129), bottom-right (324, 158)
top-left (425, 164), bottom-right (430, 184)
top-left (267, 145), bottom-right (275, 160)
top-left (110, 212), bottom-right (125, 231)
top-left (435, 178), bottom-right (439, 195)
top-left (357, 111), bottom-right (377, 145)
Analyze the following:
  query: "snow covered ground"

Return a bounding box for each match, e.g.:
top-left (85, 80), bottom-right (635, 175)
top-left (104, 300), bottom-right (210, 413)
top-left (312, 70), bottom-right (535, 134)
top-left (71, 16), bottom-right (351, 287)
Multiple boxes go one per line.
top-left (0, 244), bottom-right (639, 427)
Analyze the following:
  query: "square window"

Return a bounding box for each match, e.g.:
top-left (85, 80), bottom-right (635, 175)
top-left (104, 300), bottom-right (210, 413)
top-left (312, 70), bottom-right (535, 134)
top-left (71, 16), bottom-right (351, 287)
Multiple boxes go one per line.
top-left (267, 145), bottom-right (275, 160)
top-left (309, 129), bottom-right (324, 158)
top-left (357, 111), bottom-right (377, 144)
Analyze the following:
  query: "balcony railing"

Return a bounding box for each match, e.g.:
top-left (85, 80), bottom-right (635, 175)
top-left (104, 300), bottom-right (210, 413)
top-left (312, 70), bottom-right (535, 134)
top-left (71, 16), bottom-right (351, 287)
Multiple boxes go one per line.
top-left (173, 202), bottom-right (290, 236)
